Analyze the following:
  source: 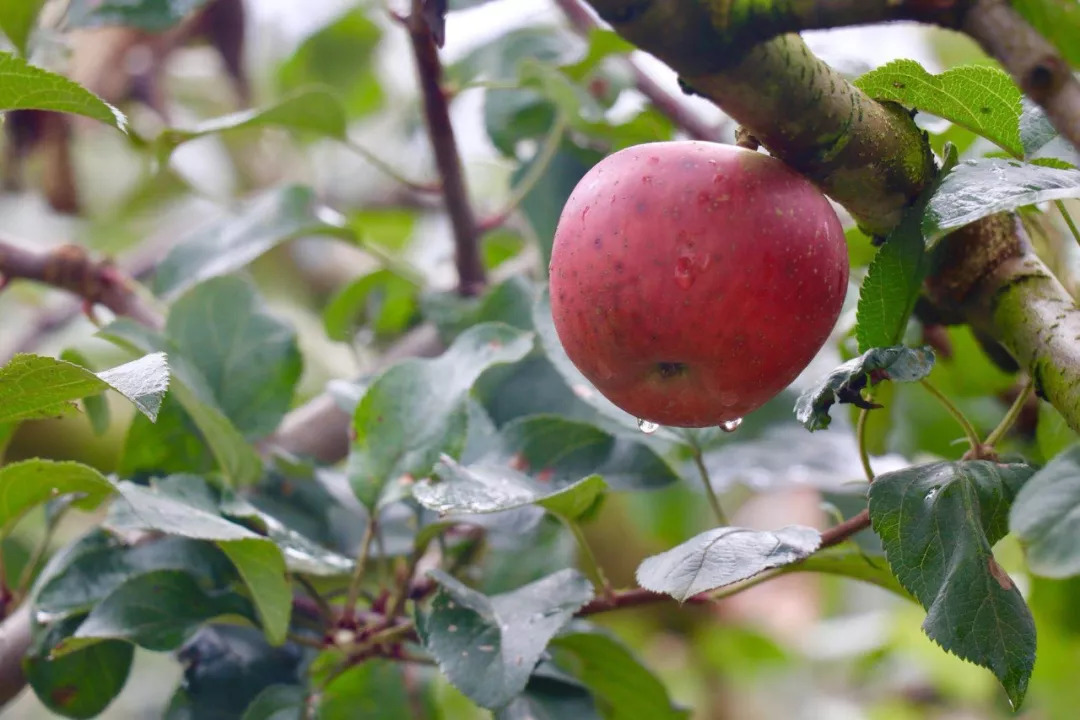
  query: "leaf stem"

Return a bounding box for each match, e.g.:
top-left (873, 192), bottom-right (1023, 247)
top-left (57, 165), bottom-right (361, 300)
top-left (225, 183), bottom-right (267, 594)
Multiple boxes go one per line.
top-left (920, 379), bottom-right (981, 450)
top-left (565, 519), bottom-right (610, 596)
top-left (342, 517), bottom-right (377, 624)
top-left (478, 111), bottom-right (569, 232)
top-left (985, 380), bottom-right (1034, 448)
top-left (14, 513), bottom-right (62, 600)
top-left (294, 575), bottom-right (334, 625)
top-left (344, 140), bottom-right (442, 195)
top-left (1056, 200), bottom-right (1080, 248)
top-left (690, 444), bottom-right (728, 526)
top-left (856, 407), bottom-right (875, 483)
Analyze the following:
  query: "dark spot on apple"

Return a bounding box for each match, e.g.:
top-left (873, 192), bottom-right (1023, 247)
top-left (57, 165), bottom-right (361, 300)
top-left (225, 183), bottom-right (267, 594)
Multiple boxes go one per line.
top-left (657, 362), bottom-right (687, 378)
top-left (636, 200), bottom-right (647, 213)
top-left (614, 261), bottom-right (624, 273)
top-left (593, 237), bottom-right (603, 249)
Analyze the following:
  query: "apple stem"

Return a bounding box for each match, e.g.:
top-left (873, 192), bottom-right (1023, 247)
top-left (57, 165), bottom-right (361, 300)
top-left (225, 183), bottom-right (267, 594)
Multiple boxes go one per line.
top-left (919, 379), bottom-right (982, 452)
top-left (342, 516), bottom-right (378, 625)
top-left (690, 446), bottom-right (729, 527)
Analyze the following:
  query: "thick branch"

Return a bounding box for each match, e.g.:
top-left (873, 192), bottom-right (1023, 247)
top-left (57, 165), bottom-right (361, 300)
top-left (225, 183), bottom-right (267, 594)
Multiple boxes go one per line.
top-left (0, 240), bottom-right (163, 329)
top-left (405, 1), bottom-right (486, 296)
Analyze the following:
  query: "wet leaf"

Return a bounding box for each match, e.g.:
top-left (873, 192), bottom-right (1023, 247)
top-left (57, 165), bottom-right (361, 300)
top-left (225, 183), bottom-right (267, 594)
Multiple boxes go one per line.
top-left (636, 526), bottom-right (821, 602)
top-left (1010, 445), bottom-right (1080, 577)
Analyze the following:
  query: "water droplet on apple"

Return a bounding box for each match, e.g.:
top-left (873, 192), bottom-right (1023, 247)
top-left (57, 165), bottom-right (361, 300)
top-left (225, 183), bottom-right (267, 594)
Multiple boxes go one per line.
top-left (719, 418), bottom-right (743, 433)
top-left (674, 256), bottom-right (694, 289)
top-left (637, 419), bottom-right (659, 434)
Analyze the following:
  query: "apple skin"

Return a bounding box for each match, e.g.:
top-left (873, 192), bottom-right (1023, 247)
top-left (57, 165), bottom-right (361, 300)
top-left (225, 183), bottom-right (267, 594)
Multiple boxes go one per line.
top-left (548, 141), bottom-right (849, 427)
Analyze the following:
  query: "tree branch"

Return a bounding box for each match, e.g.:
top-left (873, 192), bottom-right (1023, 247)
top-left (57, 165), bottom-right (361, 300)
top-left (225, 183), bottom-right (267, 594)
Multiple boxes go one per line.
top-left (0, 239), bottom-right (163, 330)
top-left (404, 0), bottom-right (486, 296)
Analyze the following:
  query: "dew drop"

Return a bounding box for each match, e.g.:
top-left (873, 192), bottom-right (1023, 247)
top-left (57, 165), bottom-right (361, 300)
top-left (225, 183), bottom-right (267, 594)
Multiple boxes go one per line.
top-left (719, 418), bottom-right (743, 433)
top-left (637, 419), bottom-right (659, 434)
top-left (674, 255), bottom-right (694, 289)
top-left (925, 487), bottom-right (939, 501)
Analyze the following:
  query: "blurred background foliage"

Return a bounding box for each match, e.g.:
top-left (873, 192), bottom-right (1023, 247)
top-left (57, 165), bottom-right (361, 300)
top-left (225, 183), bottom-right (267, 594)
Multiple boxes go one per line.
top-left (2, 1), bottom-right (1080, 718)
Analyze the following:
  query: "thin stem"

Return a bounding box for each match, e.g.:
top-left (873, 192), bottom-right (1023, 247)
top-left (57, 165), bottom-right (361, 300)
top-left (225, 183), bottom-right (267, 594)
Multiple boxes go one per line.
top-left (294, 575), bottom-right (334, 625)
top-left (1056, 200), bottom-right (1080, 248)
top-left (565, 520), bottom-right (610, 596)
top-left (479, 112), bottom-right (568, 232)
top-left (342, 518), bottom-right (377, 624)
top-left (344, 140), bottom-right (442, 195)
top-left (920, 379), bottom-right (981, 450)
top-left (361, 621), bottom-right (416, 650)
top-left (856, 407), bottom-right (875, 483)
top-left (14, 515), bottom-right (62, 599)
top-left (690, 446), bottom-right (728, 526)
top-left (818, 509), bottom-right (871, 549)
top-left (985, 380), bottom-right (1035, 448)
top-left (287, 632), bottom-right (326, 650)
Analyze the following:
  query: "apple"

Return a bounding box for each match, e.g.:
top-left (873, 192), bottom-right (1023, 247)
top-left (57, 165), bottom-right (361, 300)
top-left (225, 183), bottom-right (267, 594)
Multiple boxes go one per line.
top-left (548, 141), bottom-right (849, 428)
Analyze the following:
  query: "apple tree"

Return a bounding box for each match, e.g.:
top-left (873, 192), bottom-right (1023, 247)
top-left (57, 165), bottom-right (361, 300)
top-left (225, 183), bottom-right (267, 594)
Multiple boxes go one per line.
top-left (1, 0), bottom-right (1079, 717)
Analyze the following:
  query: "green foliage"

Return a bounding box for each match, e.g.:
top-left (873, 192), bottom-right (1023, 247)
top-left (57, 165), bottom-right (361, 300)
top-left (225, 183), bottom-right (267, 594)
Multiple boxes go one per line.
top-left (0, 0), bottom-right (45, 55)
top-left (869, 461), bottom-right (1037, 707)
top-left (419, 568), bottom-right (593, 709)
top-left (636, 526), bottom-right (821, 602)
top-left (0, 460), bottom-right (113, 534)
top-left (347, 322), bottom-right (533, 508)
top-left (1010, 445), bottom-right (1080, 577)
top-left (795, 346), bottom-right (935, 431)
top-left (924, 158), bottom-right (1080, 242)
top-left (0, 352), bottom-right (169, 424)
top-left (0, 52), bottom-right (125, 127)
top-left (855, 60), bottom-right (1024, 157)
top-left (1011, 0), bottom-right (1080, 67)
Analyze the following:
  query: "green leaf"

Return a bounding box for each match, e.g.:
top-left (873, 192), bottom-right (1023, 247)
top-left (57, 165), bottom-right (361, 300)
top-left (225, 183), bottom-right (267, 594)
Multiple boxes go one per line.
top-left (419, 568), bottom-right (593, 709)
top-left (0, 460), bottom-right (113, 534)
top-left (348, 322), bottom-right (533, 508)
top-left (855, 214), bottom-right (928, 353)
top-left (241, 685), bottom-right (306, 720)
top-left (108, 481), bottom-right (291, 644)
top-left (322, 269), bottom-right (418, 342)
top-left (154, 185), bottom-right (351, 299)
top-left (159, 89), bottom-right (348, 154)
top-left (0, 52), bottom-right (125, 128)
top-left (119, 394), bottom-right (214, 477)
top-left (169, 626), bottom-right (303, 719)
top-left (102, 318), bottom-right (263, 486)
top-left (67, 0), bottom-right (210, 31)
top-left (218, 539), bottom-right (291, 646)
top-left (0, 352), bottom-right (169, 423)
top-left (1010, 445), bottom-right (1080, 577)
top-left (415, 454), bottom-right (607, 521)
top-left (496, 673), bottom-right (601, 720)
top-left (791, 546), bottom-right (911, 599)
top-left (636, 526), bottom-right (821, 603)
top-left (1036, 402), bottom-right (1078, 461)
top-left (221, 497), bottom-right (354, 577)
top-left (855, 60), bottom-right (1023, 156)
top-left (869, 460), bottom-right (1037, 708)
top-left (794, 346), bottom-right (936, 431)
top-left (166, 276), bottom-right (302, 438)
top-left (318, 661), bottom-right (411, 719)
top-left (35, 535), bottom-right (235, 619)
top-left (1012, 0), bottom-right (1080, 67)
top-left (1020, 97), bottom-right (1060, 158)
top-left (923, 158), bottom-right (1080, 241)
top-left (25, 614), bottom-right (133, 720)
top-left (59, 569), bottom-right (254, 654)
top-left (277, 10), bottom-right (383, 118)
top-left (549, 632), bottom-right (690, 720)
top-left (0, 0), bottom-right (46, 55)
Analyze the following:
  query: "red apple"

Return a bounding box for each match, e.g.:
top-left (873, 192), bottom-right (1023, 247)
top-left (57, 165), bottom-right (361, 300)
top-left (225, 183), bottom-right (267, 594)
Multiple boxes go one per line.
top-left (548, 141), bottom-right (848, 427)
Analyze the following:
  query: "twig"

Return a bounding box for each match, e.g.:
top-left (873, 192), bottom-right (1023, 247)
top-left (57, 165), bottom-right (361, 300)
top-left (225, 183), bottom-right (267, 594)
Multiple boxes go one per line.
top-left (478, 112), bottom-right (569, 232)
top-left (553, 0), bottom-right (721, 141)
top-left (404, 0), bottom-right (486, 296)
top-left (0, 239), bottom-right (163, 330)
top-left (342, 518), bottom-right (377, 625)
top-left (295, 575), bottom-right (335, 625)
top-left (818, 509), bottom-right (871, 550)
top-left (985, 379), bottom-right (1035, 447)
